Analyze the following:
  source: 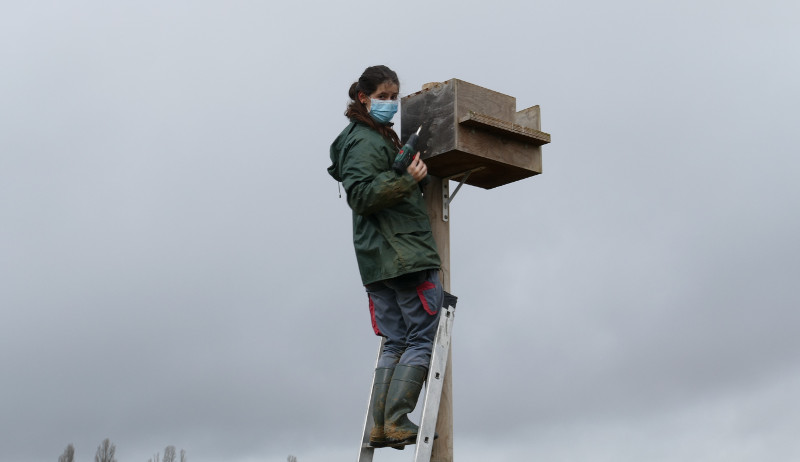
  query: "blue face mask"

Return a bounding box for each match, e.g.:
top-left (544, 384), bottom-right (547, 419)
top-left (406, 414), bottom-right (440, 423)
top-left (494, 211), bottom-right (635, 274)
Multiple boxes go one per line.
top-left (369, 99), bottom-right (398, 124)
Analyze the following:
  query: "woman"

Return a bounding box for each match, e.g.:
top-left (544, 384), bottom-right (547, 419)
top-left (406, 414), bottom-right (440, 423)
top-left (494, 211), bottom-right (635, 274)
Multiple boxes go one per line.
top-left (328, 65), bottom-right (443, 447)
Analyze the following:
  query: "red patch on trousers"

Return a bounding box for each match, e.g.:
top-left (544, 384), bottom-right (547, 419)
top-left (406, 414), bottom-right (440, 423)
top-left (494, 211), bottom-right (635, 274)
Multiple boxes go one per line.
top-left (368, 295), bottom-right (381, 336)
top-left (416, 281), bottom-right (437, 315)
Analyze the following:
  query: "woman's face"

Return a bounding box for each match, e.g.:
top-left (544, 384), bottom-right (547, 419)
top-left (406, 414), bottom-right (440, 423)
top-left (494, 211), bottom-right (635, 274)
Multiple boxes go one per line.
top-left (359, 81), bottom-right (399, 111)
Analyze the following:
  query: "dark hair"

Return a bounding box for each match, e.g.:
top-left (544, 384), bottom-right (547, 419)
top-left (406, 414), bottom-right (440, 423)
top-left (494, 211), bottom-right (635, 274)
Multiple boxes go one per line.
top-left (346, 65), bottom-right (401, 148)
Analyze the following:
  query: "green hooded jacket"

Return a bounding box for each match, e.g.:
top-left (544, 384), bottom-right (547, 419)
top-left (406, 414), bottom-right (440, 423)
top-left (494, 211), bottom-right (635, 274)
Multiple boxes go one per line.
top-left (328, 121), bottom-right (441, 285)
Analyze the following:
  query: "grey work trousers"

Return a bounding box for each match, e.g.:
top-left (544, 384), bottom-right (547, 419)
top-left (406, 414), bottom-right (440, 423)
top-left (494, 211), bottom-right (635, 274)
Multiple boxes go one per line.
top-left (365, 269), bottom-right (443, 369)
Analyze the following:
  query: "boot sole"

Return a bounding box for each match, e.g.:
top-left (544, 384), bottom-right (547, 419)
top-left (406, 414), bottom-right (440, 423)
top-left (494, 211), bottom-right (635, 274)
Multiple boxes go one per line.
top-left (386, 432), bottom-right (439, 446)
top-left (369, 441), bottom-right (405, 450)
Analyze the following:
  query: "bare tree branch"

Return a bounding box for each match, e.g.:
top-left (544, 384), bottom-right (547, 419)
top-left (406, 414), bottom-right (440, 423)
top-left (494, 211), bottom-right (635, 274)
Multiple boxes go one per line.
top-left (163, 446), bottom-right (176, 462)
top-left (58, 444), bottom-right (75, 462)
top-left (94, 438), bottom-right (116, 462)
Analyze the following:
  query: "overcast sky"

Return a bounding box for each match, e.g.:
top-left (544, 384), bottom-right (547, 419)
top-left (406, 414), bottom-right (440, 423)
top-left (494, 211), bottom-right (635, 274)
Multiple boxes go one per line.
top-left (2, 1), bottom-right (799, 461)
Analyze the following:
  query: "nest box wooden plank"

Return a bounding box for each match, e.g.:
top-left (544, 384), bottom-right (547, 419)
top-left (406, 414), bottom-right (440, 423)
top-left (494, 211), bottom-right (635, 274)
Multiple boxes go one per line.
top-left (401, 79), bottom-right (551, 189)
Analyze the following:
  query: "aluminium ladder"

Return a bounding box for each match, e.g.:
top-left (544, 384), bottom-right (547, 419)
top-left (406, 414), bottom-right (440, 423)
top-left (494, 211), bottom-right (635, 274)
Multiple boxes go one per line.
top-left (357, 292), bottom-right (458, 462)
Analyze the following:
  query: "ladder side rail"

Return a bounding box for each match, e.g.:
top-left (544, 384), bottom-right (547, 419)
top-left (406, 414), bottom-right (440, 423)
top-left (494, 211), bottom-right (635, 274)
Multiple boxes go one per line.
top-left (357, 338), bottom-right (385, 462)
top-left (413, 304), bottom-right (455, 462)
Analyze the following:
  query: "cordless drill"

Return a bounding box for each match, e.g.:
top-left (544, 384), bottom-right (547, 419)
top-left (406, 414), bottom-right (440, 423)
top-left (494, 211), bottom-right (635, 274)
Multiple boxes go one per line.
top-left (392, 126), bottom-right (428, 185)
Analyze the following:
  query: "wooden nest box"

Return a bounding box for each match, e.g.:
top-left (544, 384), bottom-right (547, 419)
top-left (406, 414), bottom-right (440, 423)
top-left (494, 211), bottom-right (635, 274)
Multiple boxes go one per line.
top-left (401, 79), bottom-right (551, 189)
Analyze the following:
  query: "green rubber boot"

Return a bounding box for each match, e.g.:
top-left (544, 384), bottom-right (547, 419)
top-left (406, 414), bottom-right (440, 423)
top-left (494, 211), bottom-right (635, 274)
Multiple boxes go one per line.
top-left (384, 364), bottom-right (428, 446)
top-left (368, 367), bottom-right (395, 448)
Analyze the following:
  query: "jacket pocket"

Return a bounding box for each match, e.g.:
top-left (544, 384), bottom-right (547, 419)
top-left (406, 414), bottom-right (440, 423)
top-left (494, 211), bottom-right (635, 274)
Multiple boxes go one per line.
top-left (416, 273), bottom-right (443, 316)
top-left (385, 217), bottom-right (431, 236)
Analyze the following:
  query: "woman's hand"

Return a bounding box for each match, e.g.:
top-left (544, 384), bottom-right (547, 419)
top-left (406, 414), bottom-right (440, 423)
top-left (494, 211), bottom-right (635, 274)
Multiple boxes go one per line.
top-left (406, 153), bottom-right (428, 183)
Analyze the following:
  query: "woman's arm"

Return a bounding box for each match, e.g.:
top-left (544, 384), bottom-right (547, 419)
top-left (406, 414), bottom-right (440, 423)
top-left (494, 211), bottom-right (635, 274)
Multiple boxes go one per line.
top-left (341, 138), bottom-right (417, 216)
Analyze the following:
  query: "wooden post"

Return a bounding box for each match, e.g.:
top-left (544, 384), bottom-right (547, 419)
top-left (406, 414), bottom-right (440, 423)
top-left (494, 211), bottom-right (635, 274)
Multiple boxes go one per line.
top-left (403, 79), bottom-right (550, 462)
top-left (424, 175), bottom-right (453, 462)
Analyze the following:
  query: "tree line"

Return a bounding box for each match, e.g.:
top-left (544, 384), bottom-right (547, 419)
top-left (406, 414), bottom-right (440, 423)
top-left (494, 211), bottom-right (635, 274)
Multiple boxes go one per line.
top-left (58, 439), bottom-right (186, 462)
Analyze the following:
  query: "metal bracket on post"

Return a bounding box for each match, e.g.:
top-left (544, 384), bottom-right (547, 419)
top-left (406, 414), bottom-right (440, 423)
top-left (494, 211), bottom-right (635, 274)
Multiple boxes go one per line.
top-left (442, 179), bottom-right (450, 223)
top-left (442, 168), bottom-right (484, 223)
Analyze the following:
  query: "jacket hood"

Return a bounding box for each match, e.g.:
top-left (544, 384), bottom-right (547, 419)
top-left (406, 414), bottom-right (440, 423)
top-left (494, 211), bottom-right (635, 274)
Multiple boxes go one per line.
top-left (328, 121), bottom-right (358, 182)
